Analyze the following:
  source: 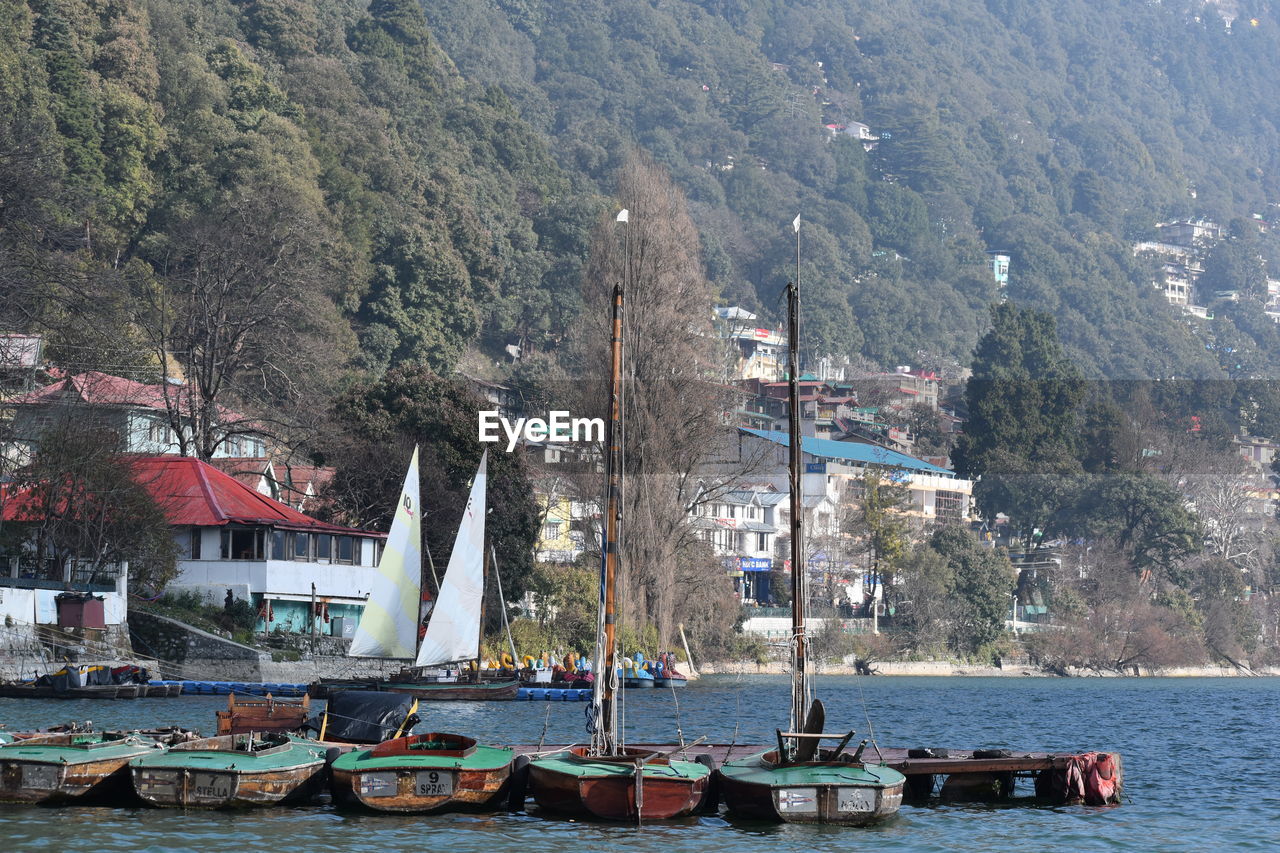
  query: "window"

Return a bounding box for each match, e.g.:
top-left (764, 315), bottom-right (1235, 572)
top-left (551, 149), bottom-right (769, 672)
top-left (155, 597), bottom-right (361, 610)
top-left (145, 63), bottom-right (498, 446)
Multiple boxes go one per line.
top-left (543, 521), bottom-right (562, 541)
top-left (757, 532), bottom-right (768, 551)
top-left (271, 530), bottom-right (285, 560)
top-left (221, 528), bottom-right (263, 560)
top-left (728, 505), bottom-right (738, 519)
top-left (337, 536), bottom-right (354, 564)
top-left (147, 419), bottom-right (168, 445)
top-left (294, 532), bottom-right (310, 561)
top-left (190, 528), bottom-right (202, 559)
top-left (316, 535), bottom-right (332, 561)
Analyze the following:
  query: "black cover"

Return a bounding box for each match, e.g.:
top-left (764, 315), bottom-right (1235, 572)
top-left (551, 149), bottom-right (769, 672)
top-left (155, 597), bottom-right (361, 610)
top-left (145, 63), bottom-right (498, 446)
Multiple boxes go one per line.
top-left (303, 690), bottom-right (418, 744)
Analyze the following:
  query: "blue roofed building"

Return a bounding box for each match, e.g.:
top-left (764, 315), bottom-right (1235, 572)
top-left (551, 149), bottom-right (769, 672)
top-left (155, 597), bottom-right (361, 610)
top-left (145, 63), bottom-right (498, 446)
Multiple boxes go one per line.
top-left (735, 428), bottom-right (973, 527)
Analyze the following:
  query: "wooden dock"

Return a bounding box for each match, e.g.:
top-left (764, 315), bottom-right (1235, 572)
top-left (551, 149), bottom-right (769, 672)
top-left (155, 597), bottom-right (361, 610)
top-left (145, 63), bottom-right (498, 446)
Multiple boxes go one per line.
top-left (512, 743), bottom-right (1123, 806)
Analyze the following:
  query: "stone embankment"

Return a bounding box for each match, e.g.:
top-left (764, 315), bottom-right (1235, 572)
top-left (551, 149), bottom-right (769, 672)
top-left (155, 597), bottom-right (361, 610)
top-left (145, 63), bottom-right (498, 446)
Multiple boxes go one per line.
top-left (699, 658), bottom-right (1280, 677)
top-left (128, 611), bottom-right (407, 682)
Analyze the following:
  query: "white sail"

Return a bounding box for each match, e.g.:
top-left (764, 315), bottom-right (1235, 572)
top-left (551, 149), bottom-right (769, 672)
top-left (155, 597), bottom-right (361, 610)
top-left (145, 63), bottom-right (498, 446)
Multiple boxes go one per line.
top-left (348, 447), bottom-right (422, 658)
top-left (415, 451), bottom-right (488, 667)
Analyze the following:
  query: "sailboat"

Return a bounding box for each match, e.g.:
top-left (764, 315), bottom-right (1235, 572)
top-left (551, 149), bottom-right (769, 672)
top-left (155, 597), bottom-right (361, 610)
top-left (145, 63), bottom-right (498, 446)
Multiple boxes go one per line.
top-left (717, 218), bottom-right (905, 826)
top-left (321, 448), bottom-right (519, 701)
top-left (526, 279), bottom-right (711, 822)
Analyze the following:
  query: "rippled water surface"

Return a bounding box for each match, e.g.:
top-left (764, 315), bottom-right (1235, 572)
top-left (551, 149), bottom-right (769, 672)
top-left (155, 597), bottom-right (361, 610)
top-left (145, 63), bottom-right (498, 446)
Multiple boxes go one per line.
top-left (1, 675), bottom-right (1276, 851)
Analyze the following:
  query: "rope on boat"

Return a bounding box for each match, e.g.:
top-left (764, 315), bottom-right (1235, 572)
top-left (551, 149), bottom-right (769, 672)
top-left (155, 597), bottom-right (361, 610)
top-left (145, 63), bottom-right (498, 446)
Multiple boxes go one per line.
top-left (855, 669), bottom-right (885, 763)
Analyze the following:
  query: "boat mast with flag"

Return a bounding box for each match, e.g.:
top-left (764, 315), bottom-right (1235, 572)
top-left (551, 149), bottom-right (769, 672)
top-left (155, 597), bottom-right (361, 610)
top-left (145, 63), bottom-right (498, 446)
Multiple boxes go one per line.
top-left (717, 215), bottom-right (906, 825)
top-left (526, 210), bottom-right (712, 822)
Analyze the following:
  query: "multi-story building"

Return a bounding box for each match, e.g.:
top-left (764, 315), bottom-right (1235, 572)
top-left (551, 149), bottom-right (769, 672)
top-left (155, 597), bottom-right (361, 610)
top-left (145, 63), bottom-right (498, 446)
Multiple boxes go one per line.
top-left (4, 371), bottom-right (270, 462)
top-left (714, 307), bottom-right (786, 382)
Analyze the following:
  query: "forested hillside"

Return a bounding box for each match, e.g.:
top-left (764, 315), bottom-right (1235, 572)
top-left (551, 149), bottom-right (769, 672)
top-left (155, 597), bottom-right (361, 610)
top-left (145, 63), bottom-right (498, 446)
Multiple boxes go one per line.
top-left (8, 0), bottom-right (1280, 387)
top-left (1, 0), bottom-right (597, 398)
top-left (423, 0), bottom-right (1280, 379)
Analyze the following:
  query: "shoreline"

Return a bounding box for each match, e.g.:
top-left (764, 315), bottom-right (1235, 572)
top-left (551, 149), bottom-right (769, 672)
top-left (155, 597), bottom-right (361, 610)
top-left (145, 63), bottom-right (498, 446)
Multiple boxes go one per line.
top-left (697, 660), bottom-right (1280, 678)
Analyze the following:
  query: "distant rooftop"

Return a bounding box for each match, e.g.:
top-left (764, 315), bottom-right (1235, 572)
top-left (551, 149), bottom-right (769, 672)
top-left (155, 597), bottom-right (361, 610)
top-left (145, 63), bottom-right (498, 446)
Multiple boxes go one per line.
top-left (740, 428), bottom-right (954, 477)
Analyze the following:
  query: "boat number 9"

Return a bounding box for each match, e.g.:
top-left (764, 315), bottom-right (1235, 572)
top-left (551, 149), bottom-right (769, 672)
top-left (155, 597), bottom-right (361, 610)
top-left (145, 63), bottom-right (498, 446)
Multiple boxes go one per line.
top-left (415, 770), bottom-right (452, 796)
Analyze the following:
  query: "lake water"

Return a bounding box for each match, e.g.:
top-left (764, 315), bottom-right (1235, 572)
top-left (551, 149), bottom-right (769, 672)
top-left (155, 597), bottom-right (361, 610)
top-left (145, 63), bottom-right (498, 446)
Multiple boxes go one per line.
top-left (1, 675), bottom-right (1276, 852)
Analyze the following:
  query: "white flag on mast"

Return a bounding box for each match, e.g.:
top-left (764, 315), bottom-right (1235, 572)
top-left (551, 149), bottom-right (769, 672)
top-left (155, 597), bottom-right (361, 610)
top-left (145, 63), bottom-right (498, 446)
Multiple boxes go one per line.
top-left (617, 209), bottom-right (629, 223)
top-left (792, 213), bottom-right (801, 233)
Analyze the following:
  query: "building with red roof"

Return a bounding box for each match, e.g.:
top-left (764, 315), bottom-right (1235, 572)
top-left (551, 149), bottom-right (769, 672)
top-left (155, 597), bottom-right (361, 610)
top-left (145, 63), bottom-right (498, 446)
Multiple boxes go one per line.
top-left (2, 455), bottom-right (386, 638)
top-left (4, 370), bottom-right (269, 461)
top-left (129, 456), bottom-right (383, 637)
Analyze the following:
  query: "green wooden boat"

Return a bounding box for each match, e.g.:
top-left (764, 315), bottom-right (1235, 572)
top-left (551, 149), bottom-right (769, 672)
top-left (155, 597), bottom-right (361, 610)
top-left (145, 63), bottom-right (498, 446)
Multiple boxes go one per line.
top-left (718, 739), bottom-right (905, 825)
top-left (529, 746), bottom-right (712, 821)
top-left (331, 732), bottom-right (514, 813)
top-left (131, 733), bottom-right (330, 808)
top-left (0, 731), bottom-right (157, 804)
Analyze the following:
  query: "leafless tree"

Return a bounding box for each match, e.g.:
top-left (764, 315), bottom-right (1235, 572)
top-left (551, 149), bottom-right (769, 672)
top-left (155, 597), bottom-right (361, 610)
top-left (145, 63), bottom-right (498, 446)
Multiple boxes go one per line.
top-left (566, 152), bottom-right (747, 648)
top-left (131, 182), bottom-right (353, 460)
top-left (6, 418), bottom-right (177, 592)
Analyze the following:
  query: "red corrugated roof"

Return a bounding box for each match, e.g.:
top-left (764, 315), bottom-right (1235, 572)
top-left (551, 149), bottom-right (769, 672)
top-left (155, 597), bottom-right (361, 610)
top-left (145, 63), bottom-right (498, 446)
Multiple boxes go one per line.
top-left (8, 371), bottom-right (257, 429)
top-left (130, 456), bottom-right (367, 534)
top-left (9, 371), bottom-right (173, 411)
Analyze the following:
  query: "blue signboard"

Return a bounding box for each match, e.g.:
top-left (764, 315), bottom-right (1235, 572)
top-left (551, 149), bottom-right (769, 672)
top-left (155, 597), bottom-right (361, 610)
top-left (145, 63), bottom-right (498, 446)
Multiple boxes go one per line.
top-left (806, 462), bottom-right (826, 473)
top-left (740, 558), bottom-right (772, 572)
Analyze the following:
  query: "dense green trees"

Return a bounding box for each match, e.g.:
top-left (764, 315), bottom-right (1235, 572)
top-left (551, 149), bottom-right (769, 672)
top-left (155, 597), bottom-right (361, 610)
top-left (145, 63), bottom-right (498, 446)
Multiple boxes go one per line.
top-left (320, 365), bottom-right (541, 619)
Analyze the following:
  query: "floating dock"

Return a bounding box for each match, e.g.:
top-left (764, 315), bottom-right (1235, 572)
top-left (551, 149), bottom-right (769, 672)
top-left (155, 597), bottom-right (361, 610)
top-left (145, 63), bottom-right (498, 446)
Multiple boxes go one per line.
top-left (510, 743), bottom-right (1123, 805)
top-left (148, 682), bottom-right (588, 701)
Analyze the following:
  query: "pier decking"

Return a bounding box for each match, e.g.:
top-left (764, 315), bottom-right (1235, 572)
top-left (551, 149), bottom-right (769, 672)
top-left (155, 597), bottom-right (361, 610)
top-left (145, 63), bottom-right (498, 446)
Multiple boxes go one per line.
top-left (511, 743), bottom-right (1123, 806)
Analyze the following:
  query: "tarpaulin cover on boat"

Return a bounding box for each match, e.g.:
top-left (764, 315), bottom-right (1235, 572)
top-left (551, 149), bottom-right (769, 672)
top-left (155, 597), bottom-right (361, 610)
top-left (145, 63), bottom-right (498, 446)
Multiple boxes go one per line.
top-left (304, 691), bottom-right (418, 744)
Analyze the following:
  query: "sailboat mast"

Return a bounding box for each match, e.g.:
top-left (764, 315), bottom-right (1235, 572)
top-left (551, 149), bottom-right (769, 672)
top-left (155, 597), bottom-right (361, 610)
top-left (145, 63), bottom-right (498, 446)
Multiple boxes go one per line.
top-left (787, 226), bottom-right (808, 734)
top-left (594, 282), bottom-right (624, 755)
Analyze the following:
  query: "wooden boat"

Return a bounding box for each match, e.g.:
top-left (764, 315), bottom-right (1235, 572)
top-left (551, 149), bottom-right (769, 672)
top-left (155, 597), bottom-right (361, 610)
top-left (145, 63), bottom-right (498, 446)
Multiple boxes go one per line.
top-left (717, 226), bottom-right (905, 826)
top-left (130, 733), bottom-right (329, 808)
top-left (0, 682), bottom-right (121, 699)
top-left (379, 679), bottom-right (519, 701)
top-left (719, 742), bottom-right (904, 824)
top-left (331, 732), bottom-right (513, 813)
top-left (529, 745), bottom-right (710, 821)
top-left (115, 684), bottom-right (141, 699)
top-left (0, 731), bottom-right (157, 804)
top-left (331, 450), bottom-right (519, 704)
top-left (528, 281), bottom-right (710, 821)
top-left (216, 693), bottom-right (310, 736)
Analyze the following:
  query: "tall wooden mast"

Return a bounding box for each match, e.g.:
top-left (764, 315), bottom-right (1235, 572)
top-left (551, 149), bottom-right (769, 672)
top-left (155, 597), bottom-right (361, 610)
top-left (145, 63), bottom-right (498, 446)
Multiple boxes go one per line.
top-left (592, 281), bottom-right (624, 755)
top-left (787, 220), bottom-right (808, 736)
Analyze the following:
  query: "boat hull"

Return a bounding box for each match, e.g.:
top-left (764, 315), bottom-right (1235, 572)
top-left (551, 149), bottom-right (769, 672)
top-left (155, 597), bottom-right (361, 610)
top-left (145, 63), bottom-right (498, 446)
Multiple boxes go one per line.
top-left (0, 735), bottom-right (153, 804)
top-left (0, 756), bottom-right (137, 804)
top-left (130, 735), bottom-right (329, 808)
top-left (132, 764), bottom-right (327, 808)
top-left (529, 750), bottom-right (710, 821)
top-left (719, 751), bottom-right (905, 826)
top-left (332, 763), bottom-right (510, 813)
top-left (330, 733), bottom-right (513, 814)
top-left (653, 678), bottom-right (686, 689)
top-left (380, 680), bottom-right (520, 701)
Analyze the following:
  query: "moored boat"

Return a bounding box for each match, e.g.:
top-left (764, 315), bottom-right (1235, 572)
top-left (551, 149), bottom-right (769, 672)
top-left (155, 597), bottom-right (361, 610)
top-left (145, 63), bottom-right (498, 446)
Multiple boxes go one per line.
top-left (331, 732), bottom-right (513, 813)
top-left (716, 221), bottom-right (905, 826)
top-left (719, 744), bottom-right (904, 825)
top-left (0, 731), bottom-right (157, 804)
top-left (130, 733), bottom-right (329, 808)
top-left (379, 679), bottom-right (520, 701)
top-left (529, 745), bottom-right (710, 821)
top-left (216, 693), bottom-right (311, 736)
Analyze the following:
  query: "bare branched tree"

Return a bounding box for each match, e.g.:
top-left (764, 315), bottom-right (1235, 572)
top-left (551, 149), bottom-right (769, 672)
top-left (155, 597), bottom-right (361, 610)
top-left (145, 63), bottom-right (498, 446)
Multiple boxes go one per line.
top-left (568, 152), bottom-right (740, 648)
top-left (132, 181), bottom-right (353, 460)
